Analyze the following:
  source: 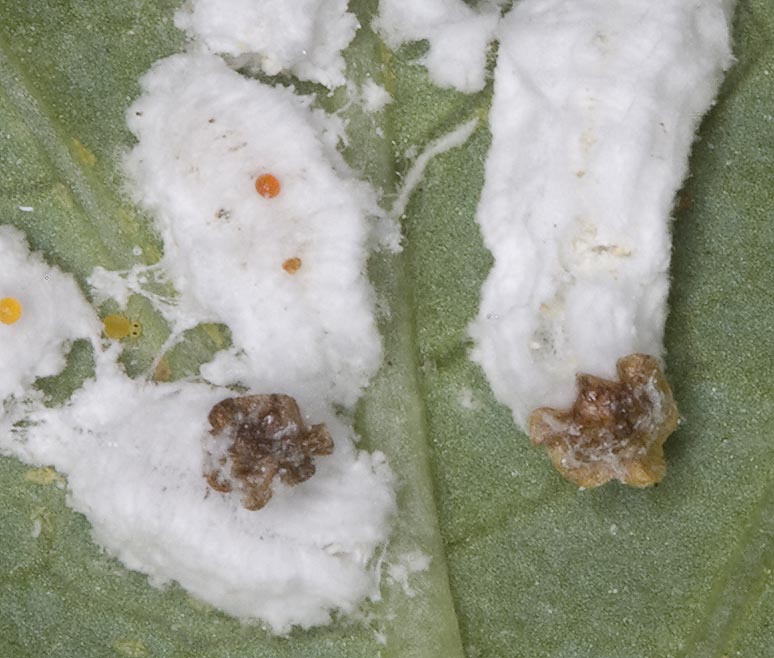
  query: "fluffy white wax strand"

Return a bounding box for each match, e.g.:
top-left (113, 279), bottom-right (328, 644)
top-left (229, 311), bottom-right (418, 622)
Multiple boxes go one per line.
top-left (374, 0), bottom-right (500, 93)
top-left (175, 0), bottom-right (358, 88)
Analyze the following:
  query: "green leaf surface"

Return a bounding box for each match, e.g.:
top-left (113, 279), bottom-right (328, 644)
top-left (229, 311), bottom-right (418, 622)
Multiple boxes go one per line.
top-left (1, 1), bottom-right (772, 657)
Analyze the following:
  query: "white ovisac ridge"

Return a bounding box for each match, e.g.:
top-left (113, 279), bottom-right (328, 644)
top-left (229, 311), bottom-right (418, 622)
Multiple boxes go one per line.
top-left (470, 0), bottom-right (735, 429)
top-left (124, 53), bottom-right (382, 414)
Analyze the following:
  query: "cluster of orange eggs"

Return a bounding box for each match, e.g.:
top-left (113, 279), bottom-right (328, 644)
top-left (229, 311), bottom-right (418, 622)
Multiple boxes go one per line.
top-left (254, 173), bottom-right (302, 276)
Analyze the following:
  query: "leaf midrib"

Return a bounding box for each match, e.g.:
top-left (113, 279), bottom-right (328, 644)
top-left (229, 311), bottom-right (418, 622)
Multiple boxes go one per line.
top-left (346, 3), bottom-right (468, 655)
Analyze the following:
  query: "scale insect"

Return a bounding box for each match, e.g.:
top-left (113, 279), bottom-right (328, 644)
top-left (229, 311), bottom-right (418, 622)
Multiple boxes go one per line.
top-left (102, 314), bottom-right (142, 340)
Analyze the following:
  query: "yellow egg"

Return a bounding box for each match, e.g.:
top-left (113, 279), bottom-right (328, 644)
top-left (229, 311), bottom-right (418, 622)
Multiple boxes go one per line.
top-left (0, 297), bottom-right (22, 325)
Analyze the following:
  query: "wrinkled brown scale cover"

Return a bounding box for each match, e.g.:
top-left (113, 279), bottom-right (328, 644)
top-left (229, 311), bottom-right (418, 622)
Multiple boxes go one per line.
top-left (529, 354), bottom-right (679, 488)
top-left (205, 394), bottom-right (333, 510)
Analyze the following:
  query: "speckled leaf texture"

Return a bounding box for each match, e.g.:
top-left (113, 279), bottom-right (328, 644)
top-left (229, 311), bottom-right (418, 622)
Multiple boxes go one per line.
top-left (1, 1), bottom-right (772, 657)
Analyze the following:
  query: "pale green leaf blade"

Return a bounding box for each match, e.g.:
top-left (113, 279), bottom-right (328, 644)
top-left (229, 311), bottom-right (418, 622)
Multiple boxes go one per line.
top-left (1, 1), bottom-right (773, 657)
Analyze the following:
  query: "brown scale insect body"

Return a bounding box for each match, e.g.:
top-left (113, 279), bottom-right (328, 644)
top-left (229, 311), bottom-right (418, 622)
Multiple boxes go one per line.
top-left (205, 394), bottom-right (333, 510)
top-left (530, 353), bottom-right (679, 488)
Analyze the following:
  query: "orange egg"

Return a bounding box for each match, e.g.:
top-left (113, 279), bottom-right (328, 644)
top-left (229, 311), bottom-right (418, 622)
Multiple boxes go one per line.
top-left (282, 257), bottom-right (302, 274)
top-left (255, 173), bottom-right (281, 198)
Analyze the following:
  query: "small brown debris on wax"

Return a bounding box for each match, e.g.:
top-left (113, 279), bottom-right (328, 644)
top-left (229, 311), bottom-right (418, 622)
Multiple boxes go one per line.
top-left (153, 358), bottom-right (172, 382)
top-left (204, 394), bottom-right (333, 510)
top-left (674, 192), bottom-right (694, 213)
top-left (529, 354), bottom-right (679, 488)
top-left (282, 257), bottom-right (302, 274)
